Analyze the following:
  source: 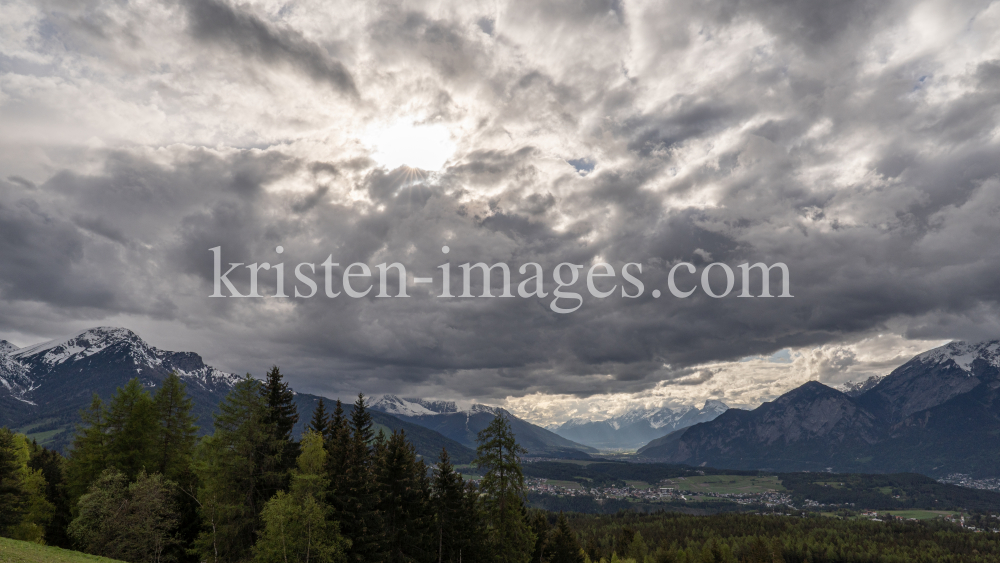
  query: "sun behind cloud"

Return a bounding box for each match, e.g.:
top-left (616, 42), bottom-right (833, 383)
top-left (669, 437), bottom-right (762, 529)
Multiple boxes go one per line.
top-left (364, 120), bottom-right (456, 172)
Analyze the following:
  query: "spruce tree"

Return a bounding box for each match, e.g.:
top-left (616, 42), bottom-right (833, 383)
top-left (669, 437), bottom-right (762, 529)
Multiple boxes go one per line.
top-left (326, 399), bottom-right (350, 502)
top-left (545, 513), bottom-right (584, 563)
top-left (377, 430), bottom-right (433, 563)
top-left (529, 511), bottom-right (551, 563)
top-left (261, 365), bottom-right (300, 474)
top-left (340, 393), bottom-right (383, 563)
top-left (474, 413), bottom-right (535, 563)
top-left (433, 448), bottom-right (477, 563)
top-left (310, 398), bottom-right (331, 439)
top-left (193, 375), bottom-right (284, 563)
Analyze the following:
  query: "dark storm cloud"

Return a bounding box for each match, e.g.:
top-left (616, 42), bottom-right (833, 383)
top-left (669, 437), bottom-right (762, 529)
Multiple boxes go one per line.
top-left (3, 0), bottom-right (1000, 405)
top-left (181, 0), bottom-right (357, 96)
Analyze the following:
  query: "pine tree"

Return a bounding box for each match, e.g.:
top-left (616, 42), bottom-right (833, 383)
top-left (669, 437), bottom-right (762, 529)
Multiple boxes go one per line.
top-left (474, 413), bottom-right (535, 563)
top-left (546, 513), bottom-right (584, 563)
top-left (153, 371), bottom-right (198, 481)
top-left (104, 378), bottom-right (158, 480)
top-left (376, 430), bottom-right (433, 563)
top-left (193, 375), bottom-right (284, 563)
top-left (310, 398), bottom-right (331, 439)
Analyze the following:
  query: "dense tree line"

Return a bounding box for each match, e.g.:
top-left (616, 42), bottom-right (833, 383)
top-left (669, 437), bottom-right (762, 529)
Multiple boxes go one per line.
top-left (563, 511), bottom-right (1000, 563)
top-left (0, 369), bottom-right (588, 563)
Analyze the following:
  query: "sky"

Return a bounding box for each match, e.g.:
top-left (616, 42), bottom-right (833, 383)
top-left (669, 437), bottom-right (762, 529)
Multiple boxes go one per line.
top-left (2, 0), bottom-right (1000, 426)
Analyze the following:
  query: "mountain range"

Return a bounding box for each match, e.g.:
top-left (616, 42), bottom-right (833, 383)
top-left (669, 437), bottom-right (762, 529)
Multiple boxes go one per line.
top-left (0, 326), bottom-right (600, 462)
top-left (0, 327), bottom-right (476, 462)
top-left (367, 394), bottom-right (597, 458)
top-left (638, 340), bottom-right (1000, 478)
top-left (551, 401), bottom-right (730, 450)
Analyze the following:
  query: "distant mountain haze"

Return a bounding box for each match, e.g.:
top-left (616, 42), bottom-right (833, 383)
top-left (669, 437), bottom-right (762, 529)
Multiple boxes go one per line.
top-left (552, 400), bottom-right (729, 450)
top-left (638, 340), bottom-right (1000, 478)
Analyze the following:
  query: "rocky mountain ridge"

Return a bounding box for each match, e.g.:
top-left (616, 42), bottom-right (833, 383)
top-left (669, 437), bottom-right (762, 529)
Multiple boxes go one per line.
top-left (638, 340), bottom-right (1000, 477)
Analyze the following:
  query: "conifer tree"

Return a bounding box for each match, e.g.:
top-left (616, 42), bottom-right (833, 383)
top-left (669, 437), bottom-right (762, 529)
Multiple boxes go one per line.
top-left (153, 372), bottom-right (199, 481)
top-left (0, 428), bottom-right (28, 536)
top-left (193, 375), bottom-right (284, 563)
top-left (529, 511), bottom-right (551, 563)
top-left (376, 430), bottom-right (433, 563)
top-left (545, 513), bottom-right (584, 563)
top-left (261, 365), bottom-right (300, 476)
top-left (254, 430), bottom-right (348, 563)
top-left (67, 395), bottom-right (109, 502)
top-left (326, 399), bottom-right (350, 504)
top-left (310, 398), bottom-right (331, 439)
top-left (28, 444), bottom-right (71, 548)
top-left (433, 448), bottom-right (477, 563)
top-left (339, 393), bottom-right (383, 563)
top-left (153, 372), bottom-right (201, 558)
top-left (104, 378), bottom-right (158, 480)
top-left (474, 413), bottom-right (535, 563)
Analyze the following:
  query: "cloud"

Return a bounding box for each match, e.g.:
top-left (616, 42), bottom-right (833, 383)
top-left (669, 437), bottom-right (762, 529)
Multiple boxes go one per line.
top-left (2, 0), bottom-right (1000, 413)
top-left (181, 0), bottom-right (358, 96)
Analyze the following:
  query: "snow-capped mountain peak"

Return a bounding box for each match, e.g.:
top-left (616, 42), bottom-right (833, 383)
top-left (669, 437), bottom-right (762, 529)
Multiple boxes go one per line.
top-left (369, 394), bottom-right (440, 417)
top-left (837, 375), bottom-right (885, 397)
top-left (469, 403), bottom-right (504, 416)
top-left (702, 399), bottom-right (729, 415)
top-left (915, 340), bottom-right (1000, 373)
top-left (0, 340), bottom-right (18, 355)
top-left (11, 327), bottom-right (152, 367)
top-left (404, 398), bottom-right (458, 414)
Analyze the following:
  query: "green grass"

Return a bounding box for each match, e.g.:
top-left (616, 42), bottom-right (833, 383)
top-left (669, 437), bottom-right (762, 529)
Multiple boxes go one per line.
top-left (661, 475), bottom-right (785, 494)
top-left (0, 537), bottom-right (125, 562)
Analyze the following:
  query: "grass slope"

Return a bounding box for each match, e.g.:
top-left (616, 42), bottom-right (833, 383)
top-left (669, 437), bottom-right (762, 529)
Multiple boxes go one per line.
top-left (0, 537), bottom-right (124, 563)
